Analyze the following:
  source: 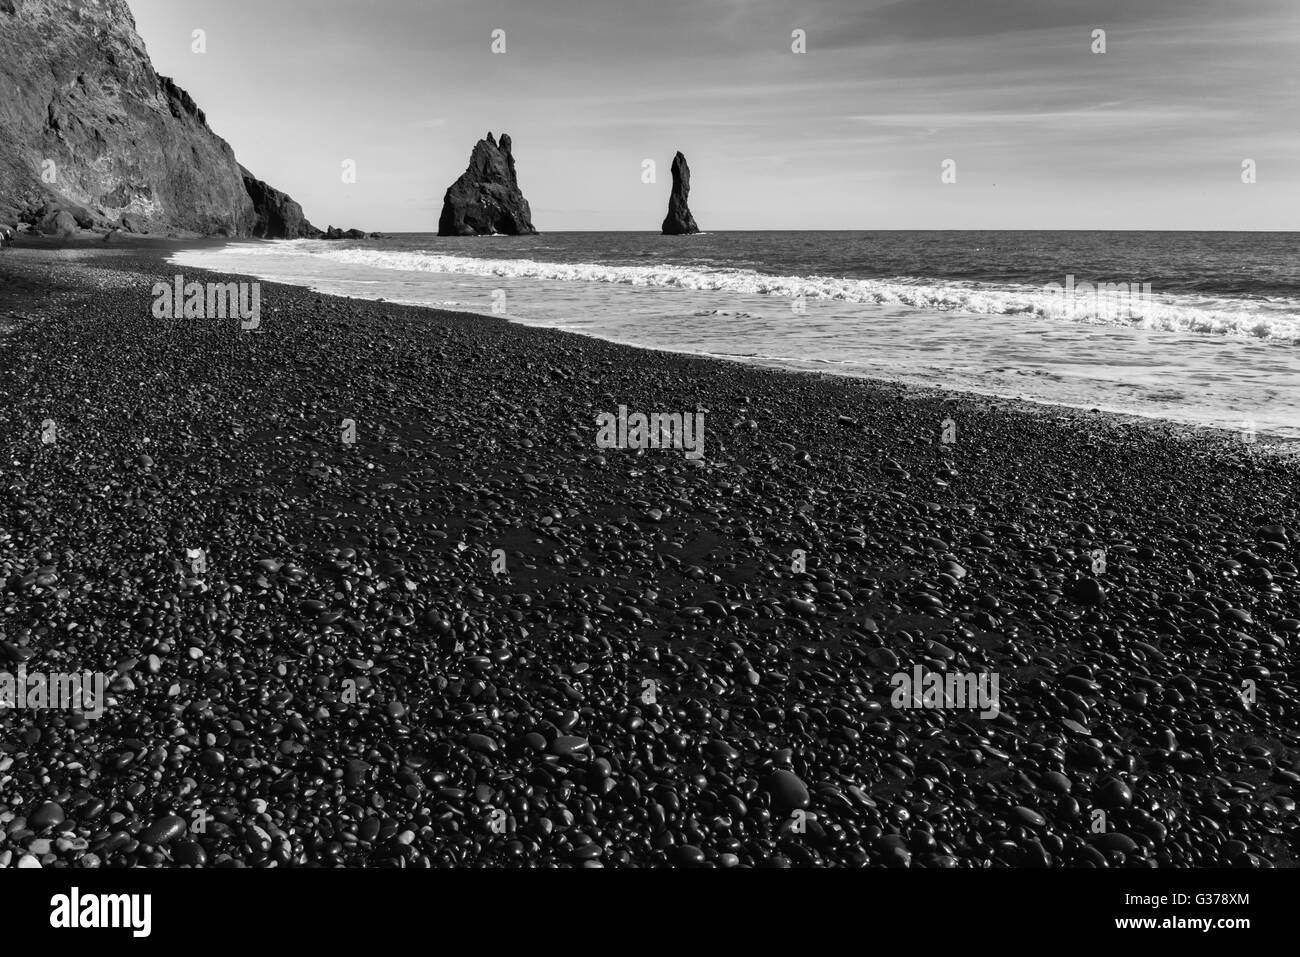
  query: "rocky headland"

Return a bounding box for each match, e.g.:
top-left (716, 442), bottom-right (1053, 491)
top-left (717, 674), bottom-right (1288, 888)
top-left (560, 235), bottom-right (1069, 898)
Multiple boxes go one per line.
top-left (0, 0), bottom-right (317, 239)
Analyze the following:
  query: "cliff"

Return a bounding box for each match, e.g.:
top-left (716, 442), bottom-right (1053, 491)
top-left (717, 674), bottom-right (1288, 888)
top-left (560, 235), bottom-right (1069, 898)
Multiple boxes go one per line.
top-left (0, 0), bottom-right (315, 237)
top-left (241, 167), bottom-right (319, 240)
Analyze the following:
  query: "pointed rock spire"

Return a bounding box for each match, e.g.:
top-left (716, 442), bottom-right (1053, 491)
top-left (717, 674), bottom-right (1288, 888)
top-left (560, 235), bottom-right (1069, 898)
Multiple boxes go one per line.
top-left (661, 151), bottom-right (699, 235)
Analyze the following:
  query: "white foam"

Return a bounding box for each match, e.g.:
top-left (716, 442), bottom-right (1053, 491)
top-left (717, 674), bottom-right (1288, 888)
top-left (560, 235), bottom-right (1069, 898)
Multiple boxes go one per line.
top-left (201, 241), bottom-right (1300, 341)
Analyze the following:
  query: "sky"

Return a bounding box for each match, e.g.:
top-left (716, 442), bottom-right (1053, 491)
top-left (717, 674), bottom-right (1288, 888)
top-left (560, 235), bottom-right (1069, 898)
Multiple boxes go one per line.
top-left (128, 0), bottom-right (1300, 232)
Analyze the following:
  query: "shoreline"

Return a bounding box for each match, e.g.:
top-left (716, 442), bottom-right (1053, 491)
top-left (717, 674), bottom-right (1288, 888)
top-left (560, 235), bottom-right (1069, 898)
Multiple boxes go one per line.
top-left (1, 244), bottom-right (1297, 868)
top-left (129, 239), bottom-right (1300, 449)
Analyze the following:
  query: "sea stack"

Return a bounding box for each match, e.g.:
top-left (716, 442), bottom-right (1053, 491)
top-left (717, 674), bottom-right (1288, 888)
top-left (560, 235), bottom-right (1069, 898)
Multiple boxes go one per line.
top-left (437, 133), bottom-right (537, 236)
top-left (661, 151), bottom-right (699, 235)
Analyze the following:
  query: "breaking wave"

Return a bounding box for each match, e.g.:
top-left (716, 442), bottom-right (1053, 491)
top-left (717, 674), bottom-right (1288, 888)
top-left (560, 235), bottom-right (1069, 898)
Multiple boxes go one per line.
top-left (221, 241), bottom-right (1300, 341)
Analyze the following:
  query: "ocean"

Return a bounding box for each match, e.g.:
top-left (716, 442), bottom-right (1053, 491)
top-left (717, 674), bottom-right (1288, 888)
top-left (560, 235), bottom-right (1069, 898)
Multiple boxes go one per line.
top-left (171, 230), bottom-right (1300, 439)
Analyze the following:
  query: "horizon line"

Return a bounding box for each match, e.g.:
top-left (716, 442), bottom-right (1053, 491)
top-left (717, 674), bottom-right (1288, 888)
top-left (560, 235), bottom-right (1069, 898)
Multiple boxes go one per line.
top-left (309, 227), bottom-right (1300, 235)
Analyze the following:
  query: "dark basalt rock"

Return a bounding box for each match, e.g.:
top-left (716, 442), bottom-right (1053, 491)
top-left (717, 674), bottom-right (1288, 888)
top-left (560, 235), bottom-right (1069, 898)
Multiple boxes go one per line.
top-left (438, 132), bottom-right (537, 236)
top-left (40, 209), bottom-right (77, 238)
top-left (322, 226), bottom-right (369, 240)
top-left (119, 213), bottom-right (149, 234)
top-left (241, 167), bottom-right (320, 239)
top-left (661, 151), bottom-right (699, 235)
top-left (0, 0), bottom-right (314, 237)
top-left (36, 199), bottom-right (94, 229)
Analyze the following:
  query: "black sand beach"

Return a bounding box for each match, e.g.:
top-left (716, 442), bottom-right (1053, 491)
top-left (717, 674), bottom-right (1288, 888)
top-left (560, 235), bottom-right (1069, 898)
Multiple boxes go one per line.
top-left (1, 245), bottom-right (1297, 868)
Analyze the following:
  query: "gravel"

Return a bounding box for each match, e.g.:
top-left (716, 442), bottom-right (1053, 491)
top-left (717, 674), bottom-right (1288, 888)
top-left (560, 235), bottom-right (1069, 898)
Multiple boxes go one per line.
top-left (0, 247), bottom-right (1296, 868)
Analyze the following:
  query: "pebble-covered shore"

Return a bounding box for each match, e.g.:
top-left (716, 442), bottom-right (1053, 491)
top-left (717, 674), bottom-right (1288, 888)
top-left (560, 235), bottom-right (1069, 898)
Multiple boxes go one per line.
top-left (1, 248), bottom-right (1297, 868)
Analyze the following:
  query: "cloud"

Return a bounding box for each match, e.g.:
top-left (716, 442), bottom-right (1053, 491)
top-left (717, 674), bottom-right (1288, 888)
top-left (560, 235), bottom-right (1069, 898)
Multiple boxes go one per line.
top-left (808, 0), bottom-right (1235, 49)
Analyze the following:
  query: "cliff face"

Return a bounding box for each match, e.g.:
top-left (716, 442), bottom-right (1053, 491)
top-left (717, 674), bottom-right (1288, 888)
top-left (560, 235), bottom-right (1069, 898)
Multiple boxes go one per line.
top-left (438, 133), bottom-right (537, 236)
top-left (0, 0), bottom-right (314, 237)
top-left (241, 167), bottom-right (318, 240)
top-left (661, 151), bottom-right (699, 235)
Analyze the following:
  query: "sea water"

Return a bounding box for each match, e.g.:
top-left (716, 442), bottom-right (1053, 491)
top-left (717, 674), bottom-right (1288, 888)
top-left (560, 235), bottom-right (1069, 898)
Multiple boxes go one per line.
top-left (171, 230), bottom-right (1300, 439)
